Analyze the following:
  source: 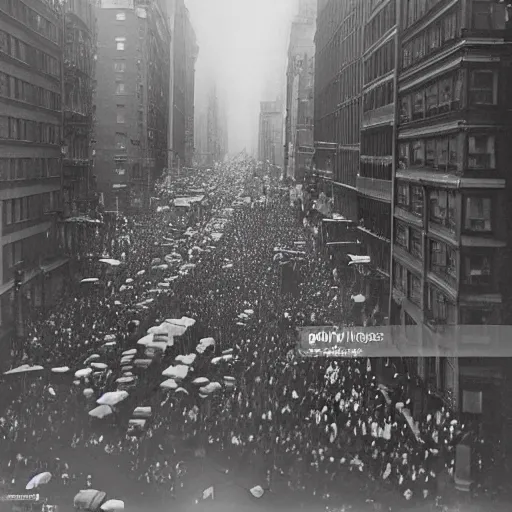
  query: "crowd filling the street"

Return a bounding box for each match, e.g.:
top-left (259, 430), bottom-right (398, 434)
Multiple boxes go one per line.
top-left (0, 155), bottom-right (504, 512)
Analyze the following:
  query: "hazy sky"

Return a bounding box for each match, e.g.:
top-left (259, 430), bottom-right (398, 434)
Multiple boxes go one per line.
top-left (186, 0), bottom-right (296, 155)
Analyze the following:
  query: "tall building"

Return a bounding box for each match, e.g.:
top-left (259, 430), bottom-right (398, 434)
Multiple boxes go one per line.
top-left (169, 0), bottom-right (197, 169)
top-left (313, 0), bottom-right (363, 220)
top-left (357, 0), bottom-right (397, 314)
top-left (284, 0), bottom-right (316, 182)
top-left (258, 100), bottom-right (284, 169)
top-left (0, 0), bottom-right (69, 346)
top-left (94, 0), bottom-right (170, 211)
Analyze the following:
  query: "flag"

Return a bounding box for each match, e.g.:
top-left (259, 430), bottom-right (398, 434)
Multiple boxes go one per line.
top-left (202, 486), bottom-right (214, 500)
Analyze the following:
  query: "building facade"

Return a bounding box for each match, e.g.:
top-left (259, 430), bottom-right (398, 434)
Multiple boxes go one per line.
top-left (357, 0), bottom-right (397, 315)
top-left (94, 0), bottom-right (170, 212)
top-left (284, 0), bottom-right (316, 182)
top-left (258, 100), bottom-right (284, 169)
top-left (0, 0), bottom-right (70, 350)
top-left (390, 0), bottom-right (512, 454)
top-left (313, 0), bottom-right (364, 221)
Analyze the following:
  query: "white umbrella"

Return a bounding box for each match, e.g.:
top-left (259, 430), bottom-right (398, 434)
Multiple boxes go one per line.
top-left (167, 316), bottom-right (195, 327)
top-left (81, 278), bottom-right (99, 283)
top-left (84, 354), bottom-right (101, 363)
top-left (162, 364), bottom-right (189, 380)
top-left (99, 258), bottom-right (121, 266)
top-left (175, 354), bottom-right (196, 365)
top-left (161, 321), bottom-right (188, 336)
top-left (100, 499), bottom-right (124, 511)
top-left (244, 309), bottom-right (254, 315)
top-left (196, 337), bottom-right (215, 353)
top-left (75, 368), bottom-right (93, 378)
top-left (160, 379), bottom-right (178, 390)
top-left (249, 486), bottom-right (264, 498)
top-left (122, 349), bottom-right (137, 356)
top-left (89, 405), bottom-right (113, 419)
top-left (83, 388), bottom-right (94, 397)
top-left (97, 390), bottom-right (129, 406)
top-left (26, 472), bottom-right (52, 490)
top-left (4, 364), bottom-right (44, 375)
top-left (51, 366), bottom-right (70, 373)
top-left (351, 294), bottom-right (366, 303)
top-left (137, 333), bottom-right (154, 346)
top-left (90, 362), bottom-right (108, 370)
top-left (104, 334), bottom-right (116, 342)
top-left (175, 387), bottom-right (189, 394)
top-left (211, 354), bottom-right (233, 364)
top-left (199, 382), bottom-right (222, 395)
top-left (125, 278), bottom-right (134, 284)
top-left (116, 376), bottom-right (135, 385)
top-left (192, 377), bottom-right (209, 386)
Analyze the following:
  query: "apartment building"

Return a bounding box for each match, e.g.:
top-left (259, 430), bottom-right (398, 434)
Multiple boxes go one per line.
top-left (258, 100), bottom-right (284, 169)
top-left (0, 0), bottom-right (69, 347)
top-left (357, 0), bottom-right (397, 314)
top-left (313, 0), bottom-right (363, 220)
top-left (284, 0), bottom-right (316, 182)
top-left (94, 0), bottom-right (170, 211)
top-left (390, 0), bottom-right (512, 454)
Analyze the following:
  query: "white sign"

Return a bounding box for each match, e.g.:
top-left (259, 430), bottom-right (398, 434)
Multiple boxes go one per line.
top-left (101, 0), bottom-right (134, 9)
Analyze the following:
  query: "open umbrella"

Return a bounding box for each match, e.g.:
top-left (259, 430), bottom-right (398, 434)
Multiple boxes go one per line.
top-left (26, 472), bottom-right (52, 490)
top-left (84, 354), bottom-right (101, 364)
top-left (160, 379), bottom-right (178, 390)
top-left (99, 258), bottom-right (121, 267)
top-left (4, 364), bottom-right (44, 375)
top-left (192, 377), bottom-right (209, 386)
top-left (162, 364), bottom-right (189, 380)
top-left (51, 366), bottom-right (70, 373)
top-left (175, 354), bottom-right (196, 365)
top-left (196, 337), bottom-right (215, 353)
top-left (89, 405), bottom-right (113, 419)
top-left (97, 390), bottom-right (129, 406)
top-left (81, 278), bottom-right (99, 283)
top-left (91, 362), bottom-right (108, 370)
top-left (250, 486), bottom-right (264, 498)
top-left (122, 349), bottom-right (137, 356)
top-left (75, 368), bottom-right (93, 378)
top-left (101, 499), bottom-right (124, 511)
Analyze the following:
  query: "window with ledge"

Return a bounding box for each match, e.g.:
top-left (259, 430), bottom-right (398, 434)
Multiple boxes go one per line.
top-left (429, 240), bottom-right (457, 280)
top-left (393, 261), bottom-right (407, 292)
top-left (408, 272), bottom-right (422, 305)
top-left (395, 221), bottom-right (409, 249)
top-left (467, 134), bottom-right (495, 170)
top-left (115, 37), bottom-right (125, 51)
top-left (426, 83), bottom-right (439, 117)
top-left (469, 70), bottom-right (498, 106)
top-left (463, 253), bottom-right (492, 287)
top-left (398, 142), bottom-right (410, 169)
top-left (400, 97), bottom-right (411, 124)
top-left (410, 228), bottom-right (422, 258)
top-left (397, 181), bottom-right (410, 208)
top-left (115, 132), bottom-right (126, 150)
top-left (412, 91), bottom-right (425, 120)
top-left (412, 140), bottom-right (425, 166)
top-left (471, 0), bottom-right (506, 30)
top-left (115, 82), bottom-right (125, 94)
top-left (114, 61), bottom-right (126, 72)
top-left (427, 285), bottom-right (456, 325)
top-left (116, 105), bottom-right (125, 124)
top-left (411, 186), bottom-right (423, 216)
top-left (464, 196), bottom-right (492, 232)
top-left (429, 189), bottom-right (456, 231)
top-left (116, 12), bottom-right (126, 21)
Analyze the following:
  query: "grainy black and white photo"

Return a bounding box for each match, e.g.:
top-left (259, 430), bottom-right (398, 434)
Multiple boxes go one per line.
top-left (0, 0), bottom-right (511, 511)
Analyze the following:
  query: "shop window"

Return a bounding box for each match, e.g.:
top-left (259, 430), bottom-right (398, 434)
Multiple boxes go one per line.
top-left (399, 142), bottom-right (410, 169)
top-left (461, 308), bottom-right (492, 324)
top-left (463, 253), bottom-right (492, 286)
top-left (437, 138), bottom-right (448, 171)
top-left (426, 139), bottom-right (436, 167)
top-left (447, 135), bottom-right (459, 172)
top-left (438, 77), bottom-right (453, 113)
top-left (468, 134), bottom-right (495, 169)
top-left (464, 196), bottom-right (492, 232)
top-left (469, 70), bottom-right (497, 105)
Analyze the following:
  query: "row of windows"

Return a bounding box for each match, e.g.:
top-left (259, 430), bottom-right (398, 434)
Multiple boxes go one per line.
top-left (361, 127), bottom-right (393, 157)
top-left (363, 79), bottom-right (393, 113)
top-left (3, 190), bottom-right (59, 226)
top-left (403, 0), bottom-right (445, 30)
top-left (399, 133), bottom-right (496, 172)
top-left (0, 31), bottom-right (60, 77)
top-left (0, 0), bottom-right (59, 43)
top-left (0, 157), bottom-right (60, 180)
top-left (402, 8), bottom-right (459, 70)
top-left (335, 100), bottom-right (361, 146)
top-left (364, 39), bottom-right (394, 85)
top-left (0, 116), bottom-right (61, 144)
top-left (360, 159), bottom-right (392, 181)
top-left (0, 71), bottom-right (60, 110)
top-left (64, 28), bottom-right (93, 76)
top-left (364, 0), bottom-right (396, 51)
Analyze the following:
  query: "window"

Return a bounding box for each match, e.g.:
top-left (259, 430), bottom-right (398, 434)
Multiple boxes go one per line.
top-left (469, 70), bottom-right (497, 105)
top-left (4, 200), bottom-right (12, 225)
top-left (410, 229), bottom-right (422, 258)
top-left (411, 186), bottom-right (423, 216)
top-left (400, 97), bottom-right (411, 123)
top-left (114, 61), bottom-right (126, 72)
top-left (412, 140), bottom-right (425, 165)
top-left (439, 77), bottom-right (453, 112)
top-left (115, 167), bottom-right (126, 176)
top-left (412, 91), bottom-right (424, 120)
top-left (429, 240), bottom-right (456, 279)
top-left (115, 132), bottom-right (127, 150)
top-left (463, 254), bottom-right (492, 286)
top-left (427, 285), bottom-right (456, 324)
top-left (397, 181), bottom-right (410, 207)
top-left (426, 83), bottom-right (438, 117)
top-left (408, 273), bottom-right (422, 305)
top-left (468, 134), bottom-right (495, 169)
top-left (395, 221), bottom-right (409, 248)
top-left (426, 139), bottom-right (436, 167)
top-left (471, 1), bottom-right (506, 30)
top-left (115, 37), bottom-right (126, 51)
top-left (116, 12), bottom-right (126, 21)
top-left (464, 196), bottom-right (492, 232)
top-left (393, 261), bottom-right (406, 292)
top-left (116, 105), bottom-right (125, 124)
top-left (447, 135), bottom-right (459, 172)
top-left (429, 189), bottom-right (456, 230)
top-left (115, 82), bottom-right (125, 94)
top-left (398, 142), bottom-right (410, 169)
top-left (436, 138), bottom-right (448, 170)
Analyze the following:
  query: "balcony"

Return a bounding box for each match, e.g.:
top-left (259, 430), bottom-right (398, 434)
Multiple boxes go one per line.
top-left (356, 176), bottom-right (392, 202)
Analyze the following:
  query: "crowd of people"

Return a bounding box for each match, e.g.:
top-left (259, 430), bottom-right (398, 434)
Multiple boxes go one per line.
top-left (0, 154), bottom-right (480, 510)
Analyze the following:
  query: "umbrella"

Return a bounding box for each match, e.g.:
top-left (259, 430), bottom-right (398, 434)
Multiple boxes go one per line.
top-left (122, 349), bottom-right (137, 356)
top-left (81, 278), bottom-right (99, 283)
top-left (167, 316), bottom-right (195, 327)
top-left (97, 390), bottom-right (129, 406)
top-left (74, 490), bottom-right (106, 510)
top-left (196, 337), bottom-right (215, 353)
top-left (175, 387), bottom-right (189, 394)
top-left (84, 354), bottom-right (101, 363)
top-left (89, 405), bottom-right (113, 419)
top-left (75, 368), bottom-right (93, 378)
top-left (250, 486), bottom-right (264, 498)
top-left (133, 407), bottom-right (151, 418)
top-left (160, 379), bottom-right (178, 390)
top-left (83, 388), bottom-right (94, 397)
top-left (51, 366), bottom-right (70, 373)
top-left (101, 499), bottom-right (124, 511)
top-left (4, 364), bottom-right (44, 375)
top-left (175, 354), bottom-right (196, 365)
top-left (104, 334), bottom-right (116, 342)
top-left (99, 258), bottom-right (121, 266)
top-left (122, 366), bottom-right (134, 373)
top-left (351, 294), bottom-right (366, 303)
top-left (199, 382), bottom-right (222, 395)
top-left (91, 362), bottom-right (108, 370)
top-left (137, 333), bottom-right (154, 346)
top-left (26, 472), bottom-right (52, 490)
top-left (125, 278), bottom-right (134, 284)
top-left (192, 377), bottom-right (209, 386)
top-left (162, 364), bottom-right (189, 380)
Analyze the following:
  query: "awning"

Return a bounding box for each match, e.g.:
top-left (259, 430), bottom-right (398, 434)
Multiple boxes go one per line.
top-left (347, 254), bottom-right (371, 265)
